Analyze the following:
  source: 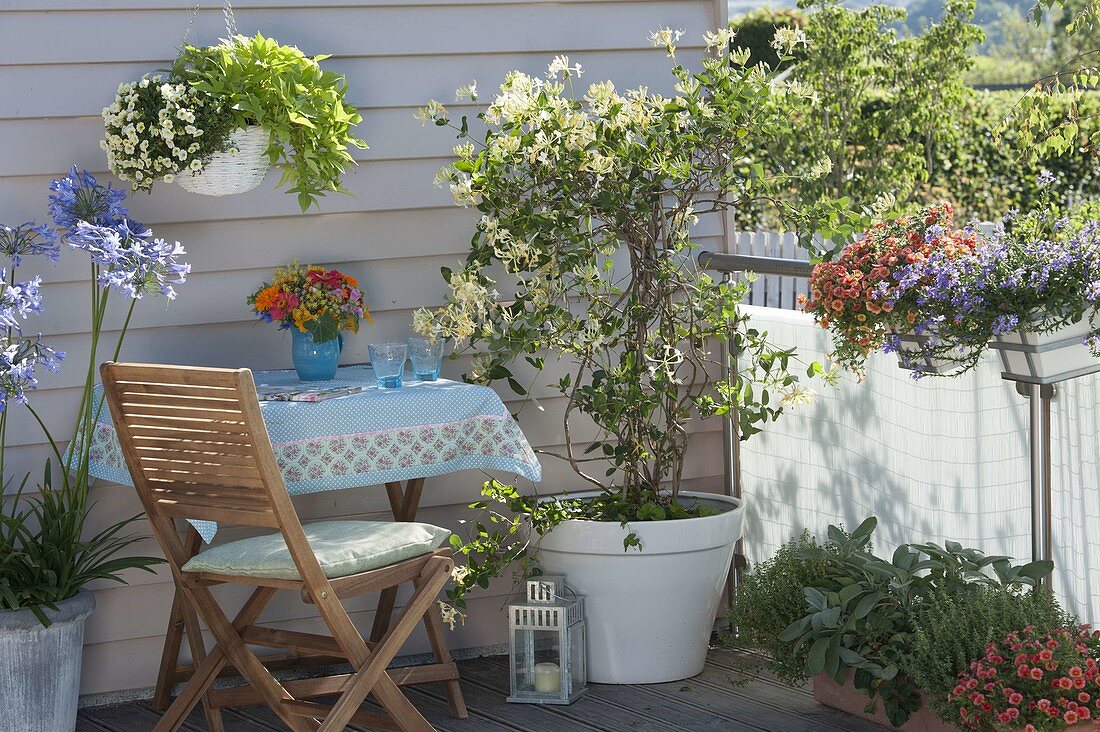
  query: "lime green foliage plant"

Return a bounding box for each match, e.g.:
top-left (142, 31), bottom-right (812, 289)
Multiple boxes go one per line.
top-left (902, 585), bottom-right (1071, 724)
top-left (172, 33), bottom-right (366, 211)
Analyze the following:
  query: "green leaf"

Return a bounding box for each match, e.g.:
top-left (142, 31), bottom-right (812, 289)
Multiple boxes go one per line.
top-left (807, 636), bottom-right (830, 675)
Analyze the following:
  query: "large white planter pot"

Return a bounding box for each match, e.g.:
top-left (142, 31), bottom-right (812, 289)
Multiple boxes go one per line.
top-left (991, 313), bottom-right (1100, 384)
top-left (0, 590), bottom-right (95, 732)
top-left (536, 490), bottom-right (744, 684)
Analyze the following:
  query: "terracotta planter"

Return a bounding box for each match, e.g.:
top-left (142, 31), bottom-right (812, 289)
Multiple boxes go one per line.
top-left (813, 671), bottom-right (955, 732)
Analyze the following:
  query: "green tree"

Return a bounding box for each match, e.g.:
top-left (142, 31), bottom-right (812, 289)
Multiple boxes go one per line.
top-left (743, 0), bottom-right (982, 246)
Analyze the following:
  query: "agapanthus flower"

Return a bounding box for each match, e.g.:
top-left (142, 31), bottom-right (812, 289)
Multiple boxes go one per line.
top-left (0, 336), bottom-right (64, 412)
top-left (48, 166), bottom-right (128, 233)
top-left (0, 221), bottom-right (60, 265)
top-left (0, 273), bottom-right (44, 332)
top-left (66, 220), bottom-right (189, 300)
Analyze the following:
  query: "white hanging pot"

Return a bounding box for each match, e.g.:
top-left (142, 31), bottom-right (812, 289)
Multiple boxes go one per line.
top-left (990, 311), bottom-right (1100, 384)
top-left (177, 125), bottom-right (270, 196)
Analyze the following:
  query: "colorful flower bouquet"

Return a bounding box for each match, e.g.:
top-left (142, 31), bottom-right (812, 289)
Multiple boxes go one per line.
top-left (801, 203), bottom-right (983, 373)
top-left (248, 262), bottom-right (369, 344)
top-left (946, 625), bottom-right (1100, 730)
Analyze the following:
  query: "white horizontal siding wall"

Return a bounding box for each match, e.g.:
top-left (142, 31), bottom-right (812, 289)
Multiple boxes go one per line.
top-left (0, 0), bottom-right (728, 698)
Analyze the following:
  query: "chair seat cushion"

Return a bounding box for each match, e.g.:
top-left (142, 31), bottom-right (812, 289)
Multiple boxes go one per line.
top-left (181, 520), bottom-right (452, 581)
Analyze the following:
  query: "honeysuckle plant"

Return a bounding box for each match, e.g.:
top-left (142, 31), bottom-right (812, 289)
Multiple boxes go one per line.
top-left (414, 29), bottom-right (846, 611)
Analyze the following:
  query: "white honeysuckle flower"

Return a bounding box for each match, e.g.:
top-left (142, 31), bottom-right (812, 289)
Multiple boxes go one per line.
top-left (702, 27), bottom-right (736, 52)
top-left (414, 100), bottom-right (448, 125)
top-left (771, 27), bottom-right (809, 54)
top-left (866, 191), bottom-right (897, 219)
top-left (452, 142), bottom-right (476, 161)
top-left (450, 175), bottom-right (480, 208)
top-left (489, 133), bottom-right (521, 161)
top-left (780, 385), bottom-right (815, 407)
top-left (412, 307), bottom-right (438, 337)
top-left (808, 156), bottom-right (833, 180)
top-left (547, 55), bottom-right (583, 79)
top-left (454, 81), bottom-right (478, 102)
top-left (584, 81), bottom-right (619, 116)
top-left (675, 76), bottom-right (701, 96)
top-left (649, 27), bottom-right (684, 58)
top-left (433, 165), bottom-right (458, 187)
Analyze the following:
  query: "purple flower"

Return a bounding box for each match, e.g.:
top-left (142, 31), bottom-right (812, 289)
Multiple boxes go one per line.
top-left (993, 314), bottom-right (1019, 335)
top-left (1037, 169), bottom-right (1056, 188)
top-left (0, 273), bottom-right (44, 332)
top-left (0, 336), bottom-right (64, 412)
top-left (48, 166), bottom-right (128, 233)
top-left (67, 221), bottom-right (189, 300)
top-left (0, 222), bottom-right (60, 266)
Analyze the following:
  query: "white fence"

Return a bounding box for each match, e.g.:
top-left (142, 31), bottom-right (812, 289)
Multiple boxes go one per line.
top-left (738, 306), bottom-right (1100, 622)
top-left (730, 230), bottom-right (810, 309)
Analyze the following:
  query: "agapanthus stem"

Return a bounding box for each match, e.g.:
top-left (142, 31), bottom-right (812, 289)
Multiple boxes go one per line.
top-left (25, 402), bottom-right (65, 484)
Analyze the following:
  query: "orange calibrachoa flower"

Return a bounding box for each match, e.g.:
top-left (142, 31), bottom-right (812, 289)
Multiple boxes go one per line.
top-left (947, 625), bottom-right (1100, 731)
top-left (247, 261), bottom-right (370, 343)
top-left (800, 203), bottom-right (982, 372)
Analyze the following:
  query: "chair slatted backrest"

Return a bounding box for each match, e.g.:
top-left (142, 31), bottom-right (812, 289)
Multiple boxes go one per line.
top-left (100, 363), bottom-right (285, 535)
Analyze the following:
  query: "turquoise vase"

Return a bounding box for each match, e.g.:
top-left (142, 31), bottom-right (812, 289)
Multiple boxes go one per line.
top-left (291, 330), bottom-right (341, 381)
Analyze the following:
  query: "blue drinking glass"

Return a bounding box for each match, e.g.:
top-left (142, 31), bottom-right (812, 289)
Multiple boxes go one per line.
top-left (408, 336), bottom-right (443, 381)
top-left (369, 342), bottom-right (407, 388)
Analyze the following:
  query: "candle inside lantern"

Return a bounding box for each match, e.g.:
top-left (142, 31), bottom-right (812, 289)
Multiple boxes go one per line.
top-left (533, 662), bottom-right (561, 693)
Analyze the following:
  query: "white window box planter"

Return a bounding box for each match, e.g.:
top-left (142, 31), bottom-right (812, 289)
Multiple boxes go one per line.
top-left (991, 314), bottom-right (1100, 384)
top-left (890, 331), bottom-right (964, 375)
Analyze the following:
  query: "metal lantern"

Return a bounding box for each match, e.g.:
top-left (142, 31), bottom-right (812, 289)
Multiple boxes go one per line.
top-left (506, 575), bottom-right (587, 705)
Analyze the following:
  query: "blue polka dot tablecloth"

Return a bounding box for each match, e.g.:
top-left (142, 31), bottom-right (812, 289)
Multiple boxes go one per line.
top-left (84, 366), bottom-right (542, 541)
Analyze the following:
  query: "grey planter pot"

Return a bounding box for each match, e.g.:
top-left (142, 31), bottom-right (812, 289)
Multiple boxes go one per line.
top-left (0, 591), bottom-right (95, 732)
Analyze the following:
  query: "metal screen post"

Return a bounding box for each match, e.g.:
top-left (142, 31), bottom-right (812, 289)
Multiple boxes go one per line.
top-left (720, 271), bottom-right (743, 632)
top-left (1020, 382), bottom-right (1055, 588)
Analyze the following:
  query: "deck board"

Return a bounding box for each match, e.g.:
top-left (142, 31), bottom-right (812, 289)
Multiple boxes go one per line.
top-left (77, 650), bottom-right (889, 731)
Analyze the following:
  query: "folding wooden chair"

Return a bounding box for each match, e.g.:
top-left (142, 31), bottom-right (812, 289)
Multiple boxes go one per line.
top-left (100, 362), bottom-right (467, 731)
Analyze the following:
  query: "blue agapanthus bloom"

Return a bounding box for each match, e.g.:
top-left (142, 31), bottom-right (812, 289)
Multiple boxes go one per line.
top-left (0, 273), bottom-right (45, 332)
top-left (67, 221), bottom-right (190, 300)
top-left (48, 166), bottom-right (128, 233)
top-left (0, 222), bottom-right (60, 266)
top-left (0, 337), bottom-right (64, 412)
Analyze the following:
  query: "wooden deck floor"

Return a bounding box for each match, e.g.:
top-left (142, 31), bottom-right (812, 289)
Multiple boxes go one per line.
top-left (77, 648), bottom-right (886, 731)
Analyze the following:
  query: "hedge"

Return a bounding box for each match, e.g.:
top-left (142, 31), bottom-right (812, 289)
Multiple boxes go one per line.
top-left (919, 89), bottom-right (1100, 222)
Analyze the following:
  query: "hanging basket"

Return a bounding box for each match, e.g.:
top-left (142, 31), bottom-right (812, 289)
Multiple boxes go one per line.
top-left (176, 125), bottom-right (270, 196)
top-left (990, 311), bottom-right (1100, 385)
